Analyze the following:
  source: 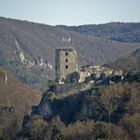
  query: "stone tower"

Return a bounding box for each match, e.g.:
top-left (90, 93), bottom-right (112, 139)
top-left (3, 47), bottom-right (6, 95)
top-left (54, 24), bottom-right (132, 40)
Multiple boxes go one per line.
top-left (55, 48), bottom-right (78, 83)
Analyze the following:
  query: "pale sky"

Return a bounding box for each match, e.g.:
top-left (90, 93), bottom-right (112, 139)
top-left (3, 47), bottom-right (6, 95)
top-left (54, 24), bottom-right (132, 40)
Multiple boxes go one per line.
top-left (0, 0), bottom-right (140, 25)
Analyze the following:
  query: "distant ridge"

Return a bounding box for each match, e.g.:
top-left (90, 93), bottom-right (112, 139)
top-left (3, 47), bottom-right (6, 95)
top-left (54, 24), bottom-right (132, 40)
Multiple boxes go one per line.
top-left (57, 22), bottom-right (140, 43)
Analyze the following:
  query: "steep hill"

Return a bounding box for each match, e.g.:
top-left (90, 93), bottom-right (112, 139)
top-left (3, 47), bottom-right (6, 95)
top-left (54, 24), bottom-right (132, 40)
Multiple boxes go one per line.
top-left (0, 68), bottom-right (42, 124)
top-left (58, 22), bottom-right (140, 43)
top-left (0, 17), bottom-right (140, 90)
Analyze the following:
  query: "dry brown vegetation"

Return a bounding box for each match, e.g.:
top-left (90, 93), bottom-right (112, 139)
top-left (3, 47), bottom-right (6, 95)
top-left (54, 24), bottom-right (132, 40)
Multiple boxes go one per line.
top-left (20, 80), bottom-right (140, 140)
top-left (59, 22), bottom-right (140, 43)
top-left (108, 48), bottom-right (140, 73)
top-left (0, 68), bottom-right (139, 139)
top-left (22, 116), bottom-right (131, 140)
top-left (0, 68), bottom-right (42, 122)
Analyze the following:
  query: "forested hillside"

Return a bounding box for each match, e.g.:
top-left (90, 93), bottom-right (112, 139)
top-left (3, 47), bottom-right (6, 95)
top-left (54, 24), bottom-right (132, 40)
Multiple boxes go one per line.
top-left (108, 48), bottom-right (140, 73)
top-left (58, 22), bottom-right (140, 43)
top-left (22, 81), bottom-right (140, 140)
top-left (0, 17), bottom-right (140, 90)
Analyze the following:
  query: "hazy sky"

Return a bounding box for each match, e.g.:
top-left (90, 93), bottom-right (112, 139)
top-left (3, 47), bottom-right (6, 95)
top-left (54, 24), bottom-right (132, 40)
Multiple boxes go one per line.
top-left (0, 0), bottom-right (140, 25)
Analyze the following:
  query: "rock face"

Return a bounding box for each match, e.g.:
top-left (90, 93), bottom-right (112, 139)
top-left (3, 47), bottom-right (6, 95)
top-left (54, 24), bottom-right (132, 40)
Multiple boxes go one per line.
top-left (30, 82), bottom-right (95, 124)
top-left (32, 91), bottom-right (85, 124)
top-left (14, 39), bottom-right (53, 70)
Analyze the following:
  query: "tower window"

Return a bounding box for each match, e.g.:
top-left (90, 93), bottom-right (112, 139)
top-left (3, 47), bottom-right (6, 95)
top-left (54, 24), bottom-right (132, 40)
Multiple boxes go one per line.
top-left (55, 65), bottom-right (57, 69)
top-left (65, 52), bottom-right (68, 56)
top-left (66, 65), bottom-right (68, 69)
top-left (65, 59), bottom-right (68, 62)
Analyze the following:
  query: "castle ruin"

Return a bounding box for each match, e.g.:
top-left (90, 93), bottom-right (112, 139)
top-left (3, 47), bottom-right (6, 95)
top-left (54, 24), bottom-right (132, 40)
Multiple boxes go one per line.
top-left (55, 48), bottom-right (78, 84)
top-left (55, 48), bottom-right (123, 85)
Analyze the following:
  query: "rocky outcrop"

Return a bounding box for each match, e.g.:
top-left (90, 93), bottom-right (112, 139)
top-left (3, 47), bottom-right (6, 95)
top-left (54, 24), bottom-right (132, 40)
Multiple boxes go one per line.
top-left (14, 39), bottom-right (53, 69)
top-left (29, 82), bottom-right (96, 125)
